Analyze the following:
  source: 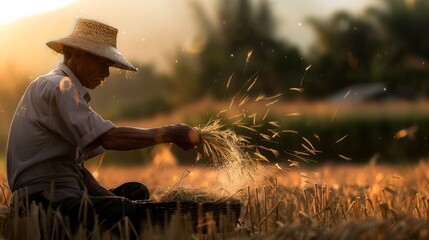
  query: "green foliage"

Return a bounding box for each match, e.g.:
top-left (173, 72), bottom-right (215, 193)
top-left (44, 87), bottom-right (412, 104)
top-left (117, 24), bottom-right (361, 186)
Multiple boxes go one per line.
top-left (370, 0), bottom-right (429, 59)
top-left (169, 0), bottom-right (306, 102)
top-left (307, 0), bottom-right (429, 98)
top-left (271, 112), bottom-right (429, 164)
top-left (90, 65), bottom-right (175, 121)
top-left (306, 11), bottom-right (381, 97)
top-left (367, 0), bottom-right (429, 95)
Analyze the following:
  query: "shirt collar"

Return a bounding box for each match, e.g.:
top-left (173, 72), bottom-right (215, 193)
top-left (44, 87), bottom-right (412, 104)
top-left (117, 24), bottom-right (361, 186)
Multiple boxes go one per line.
top-left (56, 63), bottom-right (91, 103)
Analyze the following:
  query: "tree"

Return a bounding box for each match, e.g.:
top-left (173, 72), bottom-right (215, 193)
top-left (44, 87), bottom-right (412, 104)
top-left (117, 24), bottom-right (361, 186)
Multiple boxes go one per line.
top-left (307, 0), bottom-right (429, 98)
top-left (307, 11), bottom-right (381, 97)
top-left (369, 0), bottom-right (429, 60)
top-left (169, 0), bottom-right (306, 102)
top-left (368, 0), bottom-right (429, 95)
top-left (90, 65), bottom-right (174, 120)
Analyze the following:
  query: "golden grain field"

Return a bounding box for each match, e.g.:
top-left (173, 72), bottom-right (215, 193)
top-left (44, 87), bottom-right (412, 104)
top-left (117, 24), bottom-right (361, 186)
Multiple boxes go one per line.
top-left (1, 153), bottom-right (428, 239)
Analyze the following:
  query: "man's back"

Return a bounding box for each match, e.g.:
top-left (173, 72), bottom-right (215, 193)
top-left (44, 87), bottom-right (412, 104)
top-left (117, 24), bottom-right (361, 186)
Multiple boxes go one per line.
top-left (7, 64), bottom-right (114, 201)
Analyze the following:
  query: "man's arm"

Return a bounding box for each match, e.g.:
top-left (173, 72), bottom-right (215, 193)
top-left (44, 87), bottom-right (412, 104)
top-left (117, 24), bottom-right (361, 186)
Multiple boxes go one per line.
top-left (95, 124), bottom-right (200, 151)
top-left (82, 124), bottom-right (199, 196)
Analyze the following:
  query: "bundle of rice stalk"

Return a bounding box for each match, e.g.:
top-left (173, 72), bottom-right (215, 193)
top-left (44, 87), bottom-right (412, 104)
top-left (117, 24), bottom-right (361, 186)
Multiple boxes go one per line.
top-left (159, 186), bottom-right (224, 202)
top-left (196, 119), bottom-right (262, 180)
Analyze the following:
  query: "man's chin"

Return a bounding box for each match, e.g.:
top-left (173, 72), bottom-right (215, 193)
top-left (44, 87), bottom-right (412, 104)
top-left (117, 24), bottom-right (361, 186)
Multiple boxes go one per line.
top-left (89, 80), bottom-right (104, 89)
top-left (86, 84), bottom-right (98, 89)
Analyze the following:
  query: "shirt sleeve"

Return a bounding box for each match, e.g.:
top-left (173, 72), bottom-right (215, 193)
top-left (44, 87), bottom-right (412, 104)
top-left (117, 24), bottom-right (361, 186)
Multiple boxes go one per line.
top-left (49, 80), bottom-right (115, 154)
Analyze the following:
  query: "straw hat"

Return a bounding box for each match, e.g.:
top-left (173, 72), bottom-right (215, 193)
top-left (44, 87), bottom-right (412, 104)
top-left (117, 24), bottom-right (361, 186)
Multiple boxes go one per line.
top-left (47, 18), bottom-right (137, 71)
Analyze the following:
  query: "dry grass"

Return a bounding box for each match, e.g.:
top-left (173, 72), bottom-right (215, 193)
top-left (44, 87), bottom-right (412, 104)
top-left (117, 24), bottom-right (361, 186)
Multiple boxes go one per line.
top-left (101, 160), bottom-right (429, 239)
top-left (156, 168), bottom-right (226, 202)
top-left (196, 119), bottom-right (262, 181)
top-left (159, 186), bottom-right (224, 202)
top-left (1, 159), bottom-right (429, 239)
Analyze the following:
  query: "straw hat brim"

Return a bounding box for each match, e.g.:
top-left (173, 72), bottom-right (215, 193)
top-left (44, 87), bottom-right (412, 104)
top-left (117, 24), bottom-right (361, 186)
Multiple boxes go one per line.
top-left (47, 35), bottom-right (138, 72)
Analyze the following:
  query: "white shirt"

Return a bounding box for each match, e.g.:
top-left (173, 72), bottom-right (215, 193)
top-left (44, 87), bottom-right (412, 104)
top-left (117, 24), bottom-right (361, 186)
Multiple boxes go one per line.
top-left (7, 63), bottom-right (115, 201)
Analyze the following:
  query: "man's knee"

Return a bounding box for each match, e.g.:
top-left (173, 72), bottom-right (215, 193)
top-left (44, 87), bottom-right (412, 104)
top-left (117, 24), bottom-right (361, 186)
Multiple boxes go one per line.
top-left (110, 182), bottom-right (150, 200)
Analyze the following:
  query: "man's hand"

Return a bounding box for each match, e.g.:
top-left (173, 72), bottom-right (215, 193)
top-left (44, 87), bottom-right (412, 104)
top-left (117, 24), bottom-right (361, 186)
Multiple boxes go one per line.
top-left (167, 124), bottom-right (201, 150)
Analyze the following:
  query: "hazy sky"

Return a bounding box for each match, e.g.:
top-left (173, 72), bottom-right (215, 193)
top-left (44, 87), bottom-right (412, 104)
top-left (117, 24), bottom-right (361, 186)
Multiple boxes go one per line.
top-left (0, 0), bottom-right (374, 88)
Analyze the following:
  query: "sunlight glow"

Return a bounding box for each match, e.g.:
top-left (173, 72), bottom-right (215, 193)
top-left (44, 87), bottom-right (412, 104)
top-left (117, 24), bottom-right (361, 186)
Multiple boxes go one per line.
top-left (0, 0), bottom-right (77, 25)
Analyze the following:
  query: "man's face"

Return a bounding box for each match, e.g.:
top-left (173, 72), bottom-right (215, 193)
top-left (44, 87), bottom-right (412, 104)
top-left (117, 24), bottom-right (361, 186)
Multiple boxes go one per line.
top-left (75, 51), bottom-right (115, 89)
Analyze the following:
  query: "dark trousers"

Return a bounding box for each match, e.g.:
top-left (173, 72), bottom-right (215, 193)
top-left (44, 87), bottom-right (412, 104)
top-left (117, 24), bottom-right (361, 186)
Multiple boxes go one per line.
top-left (25, 182), bottom-right (149, 233)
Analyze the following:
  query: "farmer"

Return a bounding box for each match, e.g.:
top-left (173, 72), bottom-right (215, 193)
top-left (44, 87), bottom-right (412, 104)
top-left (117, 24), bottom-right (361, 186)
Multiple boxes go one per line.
top-left (6, 18), bottom-right (200, 231)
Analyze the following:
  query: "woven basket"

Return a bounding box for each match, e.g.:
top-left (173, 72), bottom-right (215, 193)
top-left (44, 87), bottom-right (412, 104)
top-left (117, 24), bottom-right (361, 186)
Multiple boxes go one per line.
top-left (133, 200), bottom-right (241, 232)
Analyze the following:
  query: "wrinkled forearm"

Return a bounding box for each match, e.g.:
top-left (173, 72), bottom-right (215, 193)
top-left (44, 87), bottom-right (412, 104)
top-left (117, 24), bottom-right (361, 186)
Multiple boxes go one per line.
top-left (97, 126), bottom-right (173, 151)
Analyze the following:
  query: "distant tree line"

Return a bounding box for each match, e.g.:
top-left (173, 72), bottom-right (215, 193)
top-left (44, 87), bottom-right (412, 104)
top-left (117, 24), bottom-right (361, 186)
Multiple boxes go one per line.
top-left (2, 0), bottom-right (429, 121)
top-left (306, 0), bottom-right (429, 98)
top-left (87, 0), bottom-right (429, 119)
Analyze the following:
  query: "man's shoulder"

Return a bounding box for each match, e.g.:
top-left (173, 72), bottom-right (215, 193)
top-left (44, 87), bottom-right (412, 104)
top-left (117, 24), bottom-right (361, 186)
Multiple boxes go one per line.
top-left (33, 69), bottom-right (68, 89)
